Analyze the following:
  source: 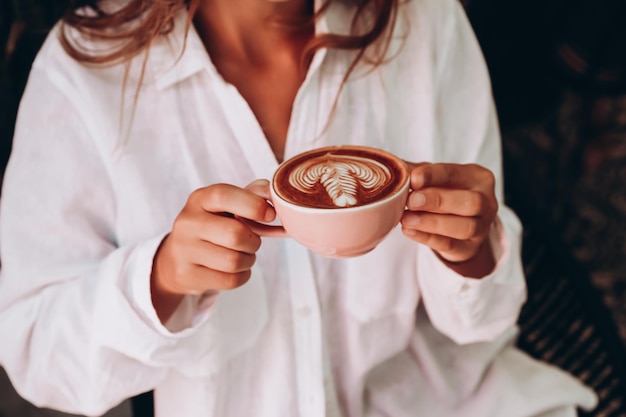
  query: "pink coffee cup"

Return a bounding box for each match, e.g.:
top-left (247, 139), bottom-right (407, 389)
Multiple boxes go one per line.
top-left (245, 145), bottom-right (410, 258)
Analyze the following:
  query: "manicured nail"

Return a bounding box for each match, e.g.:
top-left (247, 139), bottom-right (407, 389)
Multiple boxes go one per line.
top-left (411, 192), bottom-right (426, 207)
top-left (247, 179), bottom-right (270, 189)
top-left (402, 214), bottom-right (420, 227)
top-left (264, 206), bottom-right (276, 222)
top-left (403, 227), bottom-right (417, 236)
top-left (411, 172), bottom-right (425, 189)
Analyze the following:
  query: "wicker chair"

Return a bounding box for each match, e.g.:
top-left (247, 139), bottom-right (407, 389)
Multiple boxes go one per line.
top-left (502, 137), bottom-right (626, 417)
top-left (515, 226), bottom-right (626, 416)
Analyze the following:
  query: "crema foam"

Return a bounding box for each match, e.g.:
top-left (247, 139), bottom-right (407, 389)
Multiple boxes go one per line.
top-left (273, 146), bottom-right (407, 209)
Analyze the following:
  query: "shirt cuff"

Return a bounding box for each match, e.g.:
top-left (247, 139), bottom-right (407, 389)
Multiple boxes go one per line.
top-left (417, 214), bottom-right (526, 343)
top-left (127, 233), bottom-right (217, 337)
top-left (421, 215), bottom-right (511, 298)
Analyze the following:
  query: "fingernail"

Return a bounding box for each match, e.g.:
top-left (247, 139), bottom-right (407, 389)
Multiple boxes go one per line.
top-left (411, 172), bottom-right (425, 189)
top-left (402, 214), bottom-right (420, 227)
top-left (264, 206), bottom-right (276, 222)
top-left (411, 192), bottom-right (426, 207)
top-left (403, 227), bottom-right (417, 236)
top-left (247, 179), bottom-right (270, 189)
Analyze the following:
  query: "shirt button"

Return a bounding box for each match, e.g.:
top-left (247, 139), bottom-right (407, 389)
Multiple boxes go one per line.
top-left (460, 283), bottom-right (470, 293)
top-left (298, 307), bottom-right (312, 318)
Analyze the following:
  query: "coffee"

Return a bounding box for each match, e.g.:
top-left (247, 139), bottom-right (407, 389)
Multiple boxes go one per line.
top-left (273, 146), bottom-right (408, 209)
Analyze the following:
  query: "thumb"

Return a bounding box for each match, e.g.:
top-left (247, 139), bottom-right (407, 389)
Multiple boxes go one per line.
top-left (245, 179), bottom-right (271, 200)
top-left (403, 161), bottom-right (431, 171)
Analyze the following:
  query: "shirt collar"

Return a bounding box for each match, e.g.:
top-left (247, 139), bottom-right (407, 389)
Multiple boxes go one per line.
top-left (150, 11), bottom-right (211, 91)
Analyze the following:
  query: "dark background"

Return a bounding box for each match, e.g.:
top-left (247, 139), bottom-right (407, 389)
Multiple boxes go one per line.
top-left (1, 0), bottom-right (626, 416)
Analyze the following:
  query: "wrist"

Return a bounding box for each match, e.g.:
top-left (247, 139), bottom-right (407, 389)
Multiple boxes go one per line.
top-left (436, 239), bottom-right (495, 279)
top-left (151, 236), bottom-right (185, 323)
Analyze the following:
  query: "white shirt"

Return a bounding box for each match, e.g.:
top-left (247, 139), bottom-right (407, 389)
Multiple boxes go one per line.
top-left (0, 0), bottom-right (597, 416)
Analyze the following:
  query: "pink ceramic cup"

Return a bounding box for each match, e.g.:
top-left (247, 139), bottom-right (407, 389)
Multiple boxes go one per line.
top-left (245, 146), bottom-right (411, 258)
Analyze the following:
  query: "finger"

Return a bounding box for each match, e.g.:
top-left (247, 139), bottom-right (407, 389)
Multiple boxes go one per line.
top-left (205, 215), bottom-right (264, 254)
top-left (411, 163), bottom-right (495, 191)
top-left (401, 211), bottom-right (487, 241)
top-left (403, 161), bottom-right (430, 171)
top-left (243, 180), bottom-right (276, 223)
top-left (184, 240), bottom-right (257, 274)
top-left (245, 179), bottom-right (272, 200)
top-left (175, 211), bottom-right (262, 254)
top-left (400, 228), bottom-right (476, 263)
top-left (194, 266), bottom-right (252, 291)
top-left (177, 264), bottom-right (253, 293)
top-left (407, 188), bottom-right (489, 217)
top-left (190, 184), bottom-right (274, 223)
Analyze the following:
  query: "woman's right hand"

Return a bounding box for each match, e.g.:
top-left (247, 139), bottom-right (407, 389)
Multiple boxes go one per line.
top-left (151, 182), bottom-right (275, 322)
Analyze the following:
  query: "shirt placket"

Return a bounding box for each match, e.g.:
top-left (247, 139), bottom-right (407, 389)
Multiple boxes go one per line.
top-left (282, 45), bottom-right (345, 417)
top-left (286, 241), bottom-right (336, 417)
top-left (206, 25), bottom-right (341, 415)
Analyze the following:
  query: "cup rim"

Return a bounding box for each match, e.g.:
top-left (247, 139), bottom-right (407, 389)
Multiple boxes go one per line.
top-left (271, 145), bottom-right (410, 213)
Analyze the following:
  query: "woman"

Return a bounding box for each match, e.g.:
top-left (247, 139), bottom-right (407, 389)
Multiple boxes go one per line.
top-left (0, 0), bottom-right (597, 416)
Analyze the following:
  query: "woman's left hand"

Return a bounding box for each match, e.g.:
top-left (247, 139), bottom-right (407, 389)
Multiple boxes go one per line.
top-left (401, 162), bottom-right (499, 268)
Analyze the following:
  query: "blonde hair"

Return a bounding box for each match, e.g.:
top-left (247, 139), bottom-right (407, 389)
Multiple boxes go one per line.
top-left (60, 0), bottom-right (400, 72)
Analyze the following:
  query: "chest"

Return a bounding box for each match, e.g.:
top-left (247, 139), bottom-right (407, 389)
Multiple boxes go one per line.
top-left (224, 63), bottom-right (305, 163)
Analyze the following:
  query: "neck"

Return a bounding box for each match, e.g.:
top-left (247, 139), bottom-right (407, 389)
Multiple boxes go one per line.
top-left (194, 0), bottom-right (314, 66)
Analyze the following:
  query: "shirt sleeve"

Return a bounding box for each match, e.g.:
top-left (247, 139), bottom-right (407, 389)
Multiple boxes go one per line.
top-left (415, 0), bottom-right (527, 345)
top-left (0, 49), bottom-right (263, 415)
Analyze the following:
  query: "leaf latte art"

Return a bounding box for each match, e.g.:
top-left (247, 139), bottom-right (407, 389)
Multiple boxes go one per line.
top-left (288, 155), bottom-right (392, 207)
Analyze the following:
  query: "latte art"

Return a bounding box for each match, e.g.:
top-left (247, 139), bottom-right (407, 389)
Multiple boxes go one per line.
top-left (289, 155), bottom-right (392, 207)
top-left (273, 146), bottom-right (408, 209)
